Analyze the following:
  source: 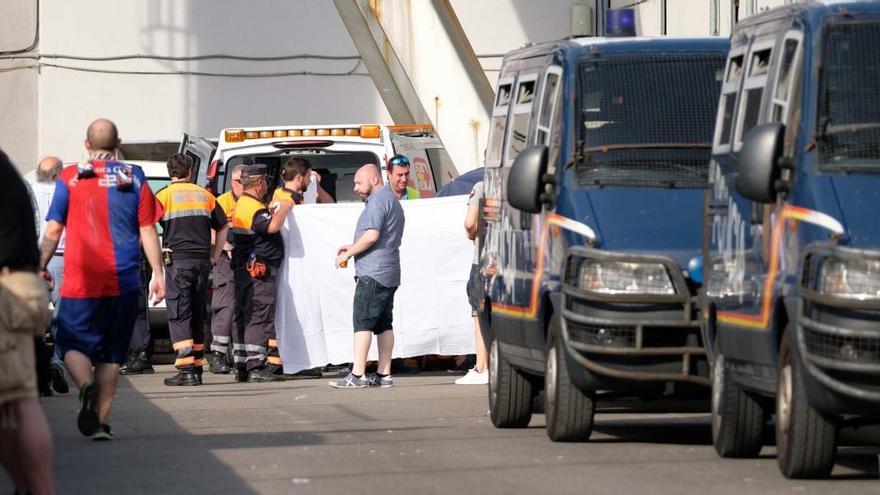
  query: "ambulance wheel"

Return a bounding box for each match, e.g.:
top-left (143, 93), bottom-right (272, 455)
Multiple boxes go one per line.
top-left (711, 348), bottom-right (765, 458)
top-left (776, 333), bottom-right (836, 479)
top-left (489, 337), bottom-right (533, 428)
top-left (544, 326), bottom-right (594, 442)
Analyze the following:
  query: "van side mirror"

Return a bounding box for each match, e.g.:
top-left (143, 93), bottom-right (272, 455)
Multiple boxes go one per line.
top-left (735, 122), bottom-right (785, 203)
top-left (507, 145), bottom-right (549, 213)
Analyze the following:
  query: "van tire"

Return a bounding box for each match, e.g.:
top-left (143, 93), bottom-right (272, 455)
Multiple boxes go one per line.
top-left (711, 348), bottom-right (765, 458)
top-left (776, 333), bottom-right (836, 479)
top-left (544, 327), bottom-right (595, 442)
top-left (489, 337), bottom-right (533, 428)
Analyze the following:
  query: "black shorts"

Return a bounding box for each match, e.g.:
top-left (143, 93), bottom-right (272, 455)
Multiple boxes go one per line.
top-left (466, 264), bottom-right (482, 316)
top-left (353, 276), bottom-right (397, 334)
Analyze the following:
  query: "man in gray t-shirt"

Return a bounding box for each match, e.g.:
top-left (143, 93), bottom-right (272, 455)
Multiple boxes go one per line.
top-left (331, 164), bottom-right (405, 389)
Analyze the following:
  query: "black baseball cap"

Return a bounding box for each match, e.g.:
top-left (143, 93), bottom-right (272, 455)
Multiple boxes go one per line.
top-left (241, 164), bottom-right (268, 179)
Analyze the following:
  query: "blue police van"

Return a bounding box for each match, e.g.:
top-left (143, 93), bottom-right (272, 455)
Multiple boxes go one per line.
top-left (478, 35), bottom-right (728, 441)
top-left (703, 1), bottom-right (880, 479)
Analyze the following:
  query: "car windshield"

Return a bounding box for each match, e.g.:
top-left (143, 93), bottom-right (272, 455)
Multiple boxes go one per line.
top-left (147, 177), bottom-right (170, 234)
top-left (818, 21), bottom-right (880, 173)
top-left (575, 52), bottom-right (724, 188)
top-left (225, 150), bottom-right (381, 203)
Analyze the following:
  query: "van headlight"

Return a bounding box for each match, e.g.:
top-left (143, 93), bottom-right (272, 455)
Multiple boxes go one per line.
top-left (579, 260), bottom-right (675, 295)
top-left (819, 258), bottom-right (880, 300)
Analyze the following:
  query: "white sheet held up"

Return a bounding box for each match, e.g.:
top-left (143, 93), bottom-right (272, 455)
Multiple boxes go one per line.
top-left (276, 195), bottom-right (475, 373)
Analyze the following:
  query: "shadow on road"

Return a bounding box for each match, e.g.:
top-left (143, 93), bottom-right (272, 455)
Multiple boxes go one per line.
top-left (40, 376), bottom-right (323, 494)
top-left (591, 416), bottom-right (713, 446)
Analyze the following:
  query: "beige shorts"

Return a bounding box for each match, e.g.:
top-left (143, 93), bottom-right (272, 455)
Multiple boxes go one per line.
top-left (0, 333), bottom-right (37, 407)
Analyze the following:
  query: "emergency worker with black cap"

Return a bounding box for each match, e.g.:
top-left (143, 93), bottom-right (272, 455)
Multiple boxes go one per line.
top-left (155, 153), bottom-right (228, 386)
top-left (231, 164), bottom-right (292, 382)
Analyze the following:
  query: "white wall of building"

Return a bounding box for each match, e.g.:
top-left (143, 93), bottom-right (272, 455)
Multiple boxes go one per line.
top-left (0, 0), bottom-right (39, 173)
top-left (0, 0), bottom-right (799, 175)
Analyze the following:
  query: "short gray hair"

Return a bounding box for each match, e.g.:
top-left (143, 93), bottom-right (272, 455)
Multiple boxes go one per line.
top-left (36, 156), bottom-right (63, 183)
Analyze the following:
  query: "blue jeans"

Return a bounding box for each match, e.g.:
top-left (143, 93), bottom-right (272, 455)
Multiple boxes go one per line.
top-left (47, 255), bottom-right (64, 365)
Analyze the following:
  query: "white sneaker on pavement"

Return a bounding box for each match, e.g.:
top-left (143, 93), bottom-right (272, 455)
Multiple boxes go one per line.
top-left (455, 368), bottom-right (488, 385)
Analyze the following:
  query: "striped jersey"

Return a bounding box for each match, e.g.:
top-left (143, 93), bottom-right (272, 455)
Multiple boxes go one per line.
top-left (155, 182), bottom-right (226, 259)
top-left (47, 160), bottom-right (163, 298)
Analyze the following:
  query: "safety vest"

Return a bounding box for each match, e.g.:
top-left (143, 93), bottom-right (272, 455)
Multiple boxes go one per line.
top-left (155, 182), bottom-right (223, 259)
top-left (231, 193), bottom-right (284, 266)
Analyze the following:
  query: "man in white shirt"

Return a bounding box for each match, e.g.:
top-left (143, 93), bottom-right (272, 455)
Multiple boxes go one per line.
top-left (26, 156), bottom-right (69, 394)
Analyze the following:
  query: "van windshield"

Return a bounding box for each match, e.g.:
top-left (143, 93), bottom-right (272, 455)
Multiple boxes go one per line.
top-left (818, 21), bottom-right (880, 173)
top-left (574, 53), bottom-right (724, 188)
top-left (225, 150), bottom-right (380, 203)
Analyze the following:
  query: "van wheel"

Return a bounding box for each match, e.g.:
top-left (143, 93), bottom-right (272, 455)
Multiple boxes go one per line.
top-left (489, 337), bottom-right (533, 428)
top-left (776, 333), bottom-right (836, 478)
top-left (711, 349), bottom-right (765, 457)
top-left (544, 329), bottom-right (594, 442)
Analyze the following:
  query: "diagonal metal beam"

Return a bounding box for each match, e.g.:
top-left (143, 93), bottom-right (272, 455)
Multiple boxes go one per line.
top-left (429, 0), bottom-right (494, 116)
top-left (333, 0), bottom-right (431, 125)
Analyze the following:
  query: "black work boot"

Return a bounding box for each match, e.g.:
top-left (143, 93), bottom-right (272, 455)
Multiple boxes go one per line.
top-left (234, 364), bottom-right (249, 383)
top-left (248, 366), bottom-right (285, 383)
top-left (163, 368), bottom-right (201, 386)
top-left (208, 352), bottom-right (231, 374)
top-left (120, 349), bottom-right (154, 375)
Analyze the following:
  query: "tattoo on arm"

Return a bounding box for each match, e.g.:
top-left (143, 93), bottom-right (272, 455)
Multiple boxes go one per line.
top-left (39, 236), bottom-right (60, 271)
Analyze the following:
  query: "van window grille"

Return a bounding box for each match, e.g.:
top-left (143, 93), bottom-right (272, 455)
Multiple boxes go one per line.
top-left (818, 21), bottom-right (880, 173)
top-left (575, 53), bottom-right (724, 188)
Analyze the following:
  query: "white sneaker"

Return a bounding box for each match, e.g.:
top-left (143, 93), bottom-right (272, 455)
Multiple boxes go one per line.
top-left (455, 368), bottom-right (488, 385)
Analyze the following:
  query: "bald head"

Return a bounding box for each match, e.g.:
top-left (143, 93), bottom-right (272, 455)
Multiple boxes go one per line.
top-left (85, 118), bottom-right (120, 154)
top-left (353, 164), bottom-right (382, 201)
top-left (36, 156), bottom-right (63, 183)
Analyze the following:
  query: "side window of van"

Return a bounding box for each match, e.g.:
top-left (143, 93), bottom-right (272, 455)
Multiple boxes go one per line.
top-left (770, 31), bottom-right (803, 124)
top-left (734, 38), bottom-right (775, 150)
top-left (505, 73), bottom-right (539, 166)
top-left (713, 47), bottom-right (747, 152)
top-left (535, 67), bottom-right (562, 146)
top-left (485, 76), bottom-right (514, 168)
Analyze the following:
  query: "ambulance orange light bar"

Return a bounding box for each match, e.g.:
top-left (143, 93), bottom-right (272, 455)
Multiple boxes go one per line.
top-left (316, 129), bottom-right (331, 136)
top-left (331, 129), bottom-right (345, 136)
top-left (360, 125), bottom-right (381, 138)
top-left (259, 130), bottom-right (273, 138)
top-left (224, 129), bottom-right (246, 142)
top-left (345, 129), bottom-right (359, 136)
top-left (273, 130), bottom-right (288, 138)
top-left (245, 131), bottom-right (260, 139)
top-left (302, 129), bottom-right (316, 137)
top-left (289, 129), bottom-right (303, 137)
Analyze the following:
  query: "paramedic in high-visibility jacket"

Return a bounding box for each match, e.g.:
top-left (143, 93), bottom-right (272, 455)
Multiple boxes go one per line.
top-left (231, 164), bottom-right (292, 382)
top-left (208, 164), bottom-right (245, 375)
top-left (154, 154), bottom-right (228, 386)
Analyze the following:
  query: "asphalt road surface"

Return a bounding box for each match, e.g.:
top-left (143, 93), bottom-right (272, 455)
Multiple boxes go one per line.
top-left (13, 366), bottom-right (880, 494)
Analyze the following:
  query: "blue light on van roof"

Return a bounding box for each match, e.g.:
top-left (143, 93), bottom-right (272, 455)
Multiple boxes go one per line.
top-left (606, 8), bottom-right (636, 38)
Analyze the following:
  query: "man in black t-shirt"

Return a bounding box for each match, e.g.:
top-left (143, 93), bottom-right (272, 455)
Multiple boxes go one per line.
top-left (0, 149), bottom-right (54, 494)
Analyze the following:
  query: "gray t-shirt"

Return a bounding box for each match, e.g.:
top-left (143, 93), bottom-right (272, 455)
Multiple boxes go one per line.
top-left (469, 181), bottom-right (484, 265)
top-left (354, 184), bottom-right (405, 287)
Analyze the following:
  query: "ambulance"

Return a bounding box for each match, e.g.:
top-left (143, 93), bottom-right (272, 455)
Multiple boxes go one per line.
top-left (180, 124), bottom-right (456, 200)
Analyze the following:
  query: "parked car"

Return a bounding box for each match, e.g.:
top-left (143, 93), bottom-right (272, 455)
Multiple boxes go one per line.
top-left (479, 35), bottom-right (728, 441)
top-left (703, 0), bottom-right (880, 478)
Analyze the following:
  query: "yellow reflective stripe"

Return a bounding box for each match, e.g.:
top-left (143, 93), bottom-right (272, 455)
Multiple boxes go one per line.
top-left (268, 339), bottom-right (278, 348)
top-left (175, 356), bottom-right (195, 366)
top-left (172, 339), bottom-right (194, 350)
top-left (267, 356), bottom-right (283, 365)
